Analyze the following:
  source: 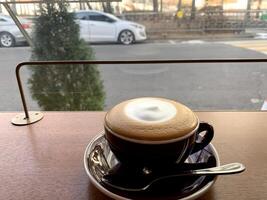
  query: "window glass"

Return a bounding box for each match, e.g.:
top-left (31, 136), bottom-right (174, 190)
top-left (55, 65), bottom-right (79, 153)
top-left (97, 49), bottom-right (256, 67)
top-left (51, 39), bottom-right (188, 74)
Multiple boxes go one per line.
top-left (1, 1), bottom-right (267, 112)
top-left (89, 12), bottom-right (111, 22)
top-left (74, 12), bottom-right (89, 20)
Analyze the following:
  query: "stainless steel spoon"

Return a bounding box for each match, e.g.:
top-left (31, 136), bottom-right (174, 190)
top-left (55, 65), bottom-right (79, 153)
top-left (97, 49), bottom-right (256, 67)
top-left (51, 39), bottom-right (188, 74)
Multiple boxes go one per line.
top-left (102, 162), bottom-right (245, 192)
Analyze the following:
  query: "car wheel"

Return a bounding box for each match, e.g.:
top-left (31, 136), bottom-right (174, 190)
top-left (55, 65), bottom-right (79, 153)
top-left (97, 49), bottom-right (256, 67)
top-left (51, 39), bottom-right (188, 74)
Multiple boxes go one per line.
top-left (0, 32), bottom-right (15, 47)
top-left (118, 30), bottom-right (134, 45)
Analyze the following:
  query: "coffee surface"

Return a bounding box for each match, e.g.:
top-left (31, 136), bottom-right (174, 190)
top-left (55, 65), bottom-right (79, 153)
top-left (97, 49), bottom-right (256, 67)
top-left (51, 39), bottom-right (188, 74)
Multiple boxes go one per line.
top-left (105, 97), bottom-right (198, 142)
top-left (125, 98), bottom-right (177, 123)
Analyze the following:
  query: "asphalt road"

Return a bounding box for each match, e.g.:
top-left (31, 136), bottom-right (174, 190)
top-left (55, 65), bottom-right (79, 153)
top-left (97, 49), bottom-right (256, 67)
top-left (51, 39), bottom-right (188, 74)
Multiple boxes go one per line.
top-left (1, 40), bottom-right (267, 111)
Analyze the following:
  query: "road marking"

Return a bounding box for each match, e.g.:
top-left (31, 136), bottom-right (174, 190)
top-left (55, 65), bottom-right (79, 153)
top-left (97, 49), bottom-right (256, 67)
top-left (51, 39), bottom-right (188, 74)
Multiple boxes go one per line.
top-left (251, 98), bottom-right (261, 104)
top-left (223, 40), bottom-right (267, 55)
top-left (255, 33), bottom-right (267, 39)
top-left (261, 99), bottom-right (267, 110)
top-left (181, 40), bottom-right (205, 44)
top-left (120, 66), bottom-right (169, 75)
top-left (168, 40), bottom-right (176, 44)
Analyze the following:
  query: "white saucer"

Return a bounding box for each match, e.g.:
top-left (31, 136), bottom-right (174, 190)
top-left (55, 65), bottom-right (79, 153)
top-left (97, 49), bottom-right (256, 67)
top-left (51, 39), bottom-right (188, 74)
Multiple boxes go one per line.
top-left (84, 131), bottom-right (220, 200)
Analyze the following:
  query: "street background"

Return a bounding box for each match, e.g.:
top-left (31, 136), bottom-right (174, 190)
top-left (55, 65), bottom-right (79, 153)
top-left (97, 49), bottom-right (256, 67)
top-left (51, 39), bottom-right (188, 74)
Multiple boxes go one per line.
top-left (1, 39), bottom-right (267, 111)
top-left (2, 0), bottom-right (267, 111)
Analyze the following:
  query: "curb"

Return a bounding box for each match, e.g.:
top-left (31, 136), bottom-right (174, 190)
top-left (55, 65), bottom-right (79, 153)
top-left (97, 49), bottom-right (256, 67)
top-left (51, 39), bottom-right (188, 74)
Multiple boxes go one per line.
top-left (146, 32), bottom-right (254, 41)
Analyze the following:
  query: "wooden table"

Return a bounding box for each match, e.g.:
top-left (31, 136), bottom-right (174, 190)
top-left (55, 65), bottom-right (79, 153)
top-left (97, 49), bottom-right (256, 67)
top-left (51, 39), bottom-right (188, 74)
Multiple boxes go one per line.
top-left (0, 111), bottom-right (266, 200)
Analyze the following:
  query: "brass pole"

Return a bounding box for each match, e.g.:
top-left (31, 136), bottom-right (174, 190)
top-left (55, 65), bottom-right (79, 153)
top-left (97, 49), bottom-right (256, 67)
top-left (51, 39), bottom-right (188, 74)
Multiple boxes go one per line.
top-left (16, 64), bottom-right (29, 119)
top-left (12, 58), bottom-right (267, 125)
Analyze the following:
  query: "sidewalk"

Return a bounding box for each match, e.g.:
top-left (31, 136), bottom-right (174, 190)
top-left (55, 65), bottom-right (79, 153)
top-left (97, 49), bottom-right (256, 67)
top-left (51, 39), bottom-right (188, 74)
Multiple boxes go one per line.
top-left (246, 28), bottom-right (267, 39)
top-left (147, 30), bottom-right (255, 41)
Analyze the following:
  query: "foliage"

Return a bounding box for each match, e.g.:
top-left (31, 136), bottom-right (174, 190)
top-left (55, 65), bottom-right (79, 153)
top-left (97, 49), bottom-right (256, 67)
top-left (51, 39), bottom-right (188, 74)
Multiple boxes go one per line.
top-left (29, 0), bottom-right (105, 110)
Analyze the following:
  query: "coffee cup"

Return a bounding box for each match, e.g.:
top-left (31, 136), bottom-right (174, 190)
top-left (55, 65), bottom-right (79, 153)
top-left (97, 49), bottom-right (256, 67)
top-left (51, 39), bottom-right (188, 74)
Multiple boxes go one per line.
top-left (104, 97), bottom-right (213, 168)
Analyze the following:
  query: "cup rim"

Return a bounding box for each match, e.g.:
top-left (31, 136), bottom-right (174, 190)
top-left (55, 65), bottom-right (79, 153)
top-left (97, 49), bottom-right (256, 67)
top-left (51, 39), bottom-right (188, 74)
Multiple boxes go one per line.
top-left (104, 117), bottom-right (200, 144)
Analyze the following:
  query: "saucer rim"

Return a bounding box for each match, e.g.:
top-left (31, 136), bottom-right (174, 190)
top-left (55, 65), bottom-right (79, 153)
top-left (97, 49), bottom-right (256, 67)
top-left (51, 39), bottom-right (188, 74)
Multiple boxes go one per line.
top-left (84, 131), bottom-right (220, 200)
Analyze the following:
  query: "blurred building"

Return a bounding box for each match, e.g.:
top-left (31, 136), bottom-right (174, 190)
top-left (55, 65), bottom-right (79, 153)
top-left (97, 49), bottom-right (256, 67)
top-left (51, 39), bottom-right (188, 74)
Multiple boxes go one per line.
top-left (0, 0), bottom-right (267, 16)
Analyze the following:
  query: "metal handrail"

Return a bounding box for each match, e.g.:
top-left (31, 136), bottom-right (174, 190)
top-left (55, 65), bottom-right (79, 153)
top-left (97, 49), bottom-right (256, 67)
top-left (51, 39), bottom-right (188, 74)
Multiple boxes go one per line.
top-left (13, 58), bottom-right (267, 125)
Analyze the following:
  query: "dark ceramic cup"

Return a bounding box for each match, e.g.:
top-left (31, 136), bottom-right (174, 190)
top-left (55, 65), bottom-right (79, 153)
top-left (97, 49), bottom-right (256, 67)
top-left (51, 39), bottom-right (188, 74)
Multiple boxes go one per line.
top-left (104, 97), bottom-right (214, 169)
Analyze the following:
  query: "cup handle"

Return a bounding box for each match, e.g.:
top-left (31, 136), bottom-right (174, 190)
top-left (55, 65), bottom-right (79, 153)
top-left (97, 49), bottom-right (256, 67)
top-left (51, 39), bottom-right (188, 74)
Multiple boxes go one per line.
top-left (191, 122), bottom-right (214, 154)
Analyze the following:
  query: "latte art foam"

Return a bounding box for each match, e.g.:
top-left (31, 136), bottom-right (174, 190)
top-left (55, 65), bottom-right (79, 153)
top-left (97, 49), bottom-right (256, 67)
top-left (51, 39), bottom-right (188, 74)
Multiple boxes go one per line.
top-left (124, 98), bottom-right (177, 123)
top-left (105, 97), bottom-right (198, 142)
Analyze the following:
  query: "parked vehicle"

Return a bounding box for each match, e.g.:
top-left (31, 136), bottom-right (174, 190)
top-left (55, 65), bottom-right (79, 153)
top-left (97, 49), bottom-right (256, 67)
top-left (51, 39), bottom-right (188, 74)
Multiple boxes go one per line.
top-left (0, 14), bottom-right (31, 47)
top-left (73, 10), bottom-right (147, 45)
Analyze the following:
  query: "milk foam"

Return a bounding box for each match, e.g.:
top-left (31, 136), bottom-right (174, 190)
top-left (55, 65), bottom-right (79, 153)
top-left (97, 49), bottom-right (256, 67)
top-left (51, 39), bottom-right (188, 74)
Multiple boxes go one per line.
top-left (124, 98), bottom-right (177, 123)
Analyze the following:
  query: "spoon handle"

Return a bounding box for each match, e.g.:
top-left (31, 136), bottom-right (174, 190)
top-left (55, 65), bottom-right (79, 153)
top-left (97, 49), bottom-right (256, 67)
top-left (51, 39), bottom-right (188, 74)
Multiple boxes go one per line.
top-left (102, 162), bottom-right (246, 192)
top-left (194, 162), bottom-right (245, 175)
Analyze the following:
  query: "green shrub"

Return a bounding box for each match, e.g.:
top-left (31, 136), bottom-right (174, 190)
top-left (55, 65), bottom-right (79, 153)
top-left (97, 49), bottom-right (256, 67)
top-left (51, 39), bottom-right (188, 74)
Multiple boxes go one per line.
top-left (29, 0), bottom-right (105, 110)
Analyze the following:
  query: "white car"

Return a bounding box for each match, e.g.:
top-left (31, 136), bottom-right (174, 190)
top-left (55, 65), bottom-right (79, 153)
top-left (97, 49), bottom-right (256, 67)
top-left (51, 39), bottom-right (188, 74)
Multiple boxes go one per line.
top-left (74, 10), bottom-right (147, 45)
top-left (0, 14), bottom-right (32, 47)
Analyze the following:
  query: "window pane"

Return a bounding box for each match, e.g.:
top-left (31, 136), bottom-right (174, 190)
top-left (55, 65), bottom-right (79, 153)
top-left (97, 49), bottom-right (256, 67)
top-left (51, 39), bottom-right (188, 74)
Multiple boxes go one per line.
top-left (89, 13), bottom-right (108, 22)
top-left (74, 12), bottom-right (88, 20)
top-left (1, 2), bottom-right (267, 111)
top-left (15, 61), bottom-right (267, 111)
